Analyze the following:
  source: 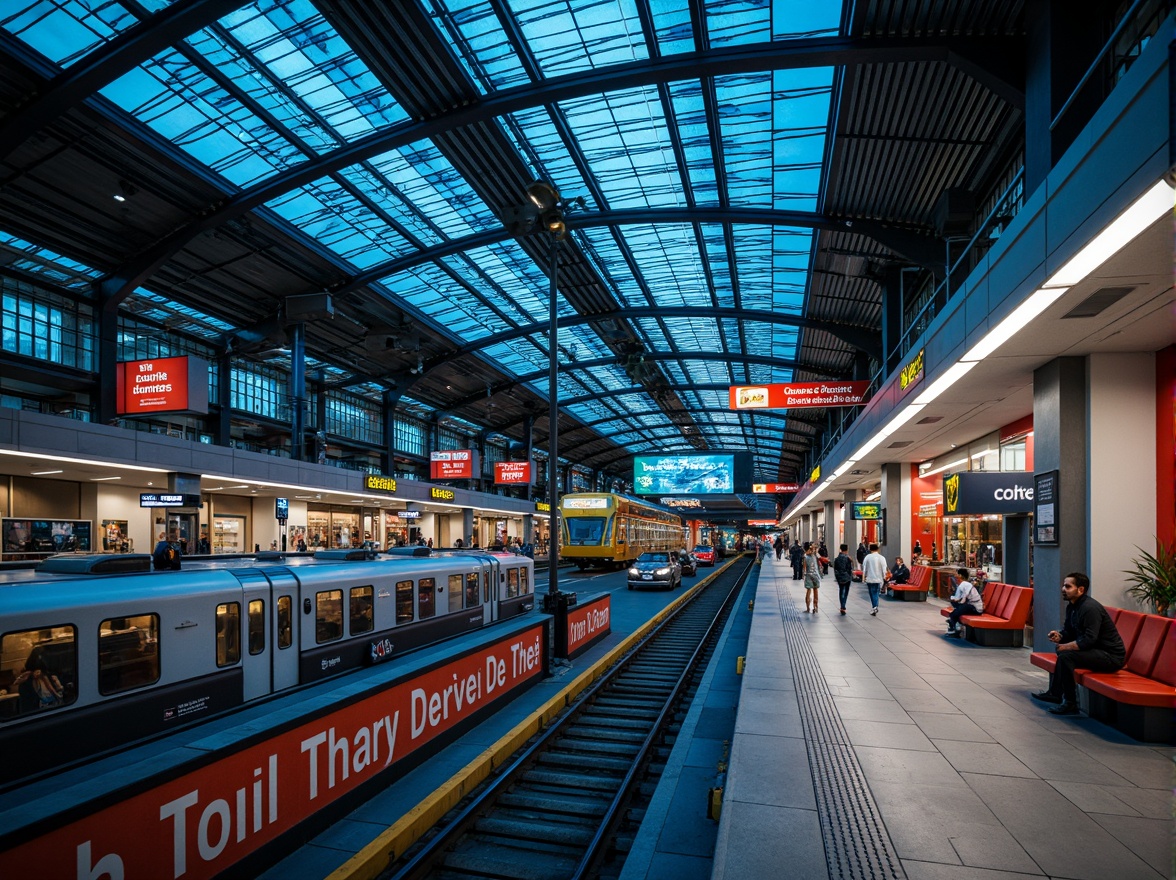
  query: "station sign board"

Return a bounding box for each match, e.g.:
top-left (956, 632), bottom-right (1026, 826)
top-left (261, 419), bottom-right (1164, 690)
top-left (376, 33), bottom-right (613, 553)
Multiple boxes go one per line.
top-left (494, 462), bottom-right (532, 485)
top-left (430, 449), bottom-right (479, 480)
top-left (396, 510), bottom-right (421, 520)
top-left (944, 471), bottom-right (1035, 515)
top-left (140, 493), bottom-right (201, 508)
top-left (747, 519), bottom-right (778, 526)
top-left (729, 381), bottom-right (870, 410)
top-left (116, 355), bottom-right (209, 416)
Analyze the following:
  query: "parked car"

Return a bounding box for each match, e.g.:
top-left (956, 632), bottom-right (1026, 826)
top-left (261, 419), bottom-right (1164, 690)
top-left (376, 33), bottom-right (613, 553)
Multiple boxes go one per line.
top-left (627, 551), bottom-right (682, 590)
top-left (692, 545), bottom-right (716, 567)
top-left (679, 553), bottom-right (699, 577)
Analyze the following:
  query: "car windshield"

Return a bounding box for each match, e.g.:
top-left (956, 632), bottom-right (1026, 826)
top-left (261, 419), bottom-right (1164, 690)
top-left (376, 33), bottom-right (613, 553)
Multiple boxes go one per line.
top-left (693, 546), bottom-right (712, 554)
top-left (638, 553), bottom-right (671, 564)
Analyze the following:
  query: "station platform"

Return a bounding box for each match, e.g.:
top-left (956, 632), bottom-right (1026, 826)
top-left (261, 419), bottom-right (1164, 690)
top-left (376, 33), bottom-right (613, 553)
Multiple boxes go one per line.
top-left (705, 554), bottom-right (1171, 880)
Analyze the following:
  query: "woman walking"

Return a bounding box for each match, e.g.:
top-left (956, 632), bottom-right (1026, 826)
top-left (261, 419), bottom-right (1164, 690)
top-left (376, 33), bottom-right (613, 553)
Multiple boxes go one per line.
top-left (804, 542), bottom-right (822, 613)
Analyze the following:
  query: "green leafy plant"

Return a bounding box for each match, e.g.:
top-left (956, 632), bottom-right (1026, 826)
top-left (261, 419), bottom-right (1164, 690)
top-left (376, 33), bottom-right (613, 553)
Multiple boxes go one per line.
top-left (1123, 539), bottom-right (1176, 615)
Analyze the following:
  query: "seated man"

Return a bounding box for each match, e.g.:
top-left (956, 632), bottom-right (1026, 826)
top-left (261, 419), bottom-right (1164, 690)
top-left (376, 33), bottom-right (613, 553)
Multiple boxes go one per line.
top-left (945, 568), bottom-right (981, 637)
top-left (1031, 572), bottom-right (1125, 715)
top-left (890, 557), bottom-right (911, 585)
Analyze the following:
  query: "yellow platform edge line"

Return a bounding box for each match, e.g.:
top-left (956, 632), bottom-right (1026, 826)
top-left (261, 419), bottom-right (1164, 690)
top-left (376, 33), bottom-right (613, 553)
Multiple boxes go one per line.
top-left (326, 561), bottom-right (732, 880)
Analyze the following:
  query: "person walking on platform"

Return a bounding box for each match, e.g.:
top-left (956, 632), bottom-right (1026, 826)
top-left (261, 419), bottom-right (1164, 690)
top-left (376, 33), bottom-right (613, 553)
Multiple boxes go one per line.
top-left (803, 542), bottom-right (822, 613)
top-left (856, 540), bottom-right (868, 566)
top-left (833, 544), bottom-right (854, 614)
top-left (774, 534), bottom-right (784, 560)
top-left (789, 540), bottom-right (804, 580)
top-left (1031, 572), bottom-right (1125, 715)
top-left (818, 540), bottom-right (829, 575)
top-left (945, 568), bottom-right (982, 637)
top-left (861, 543), bottom-right (887, 615)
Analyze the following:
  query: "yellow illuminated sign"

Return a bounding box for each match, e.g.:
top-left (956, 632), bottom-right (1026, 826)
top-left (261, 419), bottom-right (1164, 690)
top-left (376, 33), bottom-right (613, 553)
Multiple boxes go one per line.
top-left (900, 349), bottom-right (925, 393)
top-left (810, 465), bottom-right (821, 484)
top-left (535, 501), bottom-right (550, 513)
top-left (364, 475), bottom-right (397, 493)
top-left (430, 487), bottom-right (455, 501)
top-left (945, 473), bottom-right (960, 513)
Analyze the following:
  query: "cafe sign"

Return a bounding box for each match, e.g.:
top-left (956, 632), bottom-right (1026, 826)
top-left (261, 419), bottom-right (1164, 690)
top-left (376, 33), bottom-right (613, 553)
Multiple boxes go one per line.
top-left (944, 471), bottom-right (1034, 515)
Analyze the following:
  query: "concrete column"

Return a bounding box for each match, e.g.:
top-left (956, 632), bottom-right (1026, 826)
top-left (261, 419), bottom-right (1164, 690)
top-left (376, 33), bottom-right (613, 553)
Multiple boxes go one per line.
top-left (880, 462), bottom-right (909, 564)
top-left (1089, 353), bottom-right (1156, 607)
top-left (1031, 357), bottom-right (1087, 651)
top-left (823, 500), bottom-right (838, 549)
top-left (462, 508), bottom-right (475, 546)
top-left (843, 489), bottom-right (862, 552)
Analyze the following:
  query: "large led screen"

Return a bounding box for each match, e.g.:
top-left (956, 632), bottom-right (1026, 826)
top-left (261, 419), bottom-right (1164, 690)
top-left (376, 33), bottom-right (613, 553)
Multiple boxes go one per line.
top-left (633, 453), bottom-right (751, 495)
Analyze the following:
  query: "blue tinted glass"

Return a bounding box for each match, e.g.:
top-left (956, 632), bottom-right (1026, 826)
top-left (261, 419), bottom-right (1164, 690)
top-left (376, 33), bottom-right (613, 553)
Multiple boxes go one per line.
top-left (0, 232), bottom-right (101, 290)
top-left (1, 1), bottom-right (139, 66)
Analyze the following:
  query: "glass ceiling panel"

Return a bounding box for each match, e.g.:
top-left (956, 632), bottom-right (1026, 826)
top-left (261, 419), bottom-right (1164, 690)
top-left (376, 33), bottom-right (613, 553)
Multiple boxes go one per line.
top-left (431, 0), bottom-right (529, 93)
top-left (265, 179), bottom-right (413, 268)
top-left (559, 86), bottom-right (685, 208)
top-left (385, 263), bottom-right (515, 341)
top-left (130, 288), bottom-right (235, 341)
top-left (0, 232), bottom-right (101, 290)
top-left (1, 1), bottom-right (139, 67)
top-left (512, 0), bottom-right (647, 79)
top-left (501, 107), bottom-right (594, 208)
top-left (665, 80), bottom-right (719, 207)
top-left (648, 0), bottom-right (693, 56)
top-left (606, 224), bottom-right (710, 307)
top-left (334, 166), bottom-right (444, 249)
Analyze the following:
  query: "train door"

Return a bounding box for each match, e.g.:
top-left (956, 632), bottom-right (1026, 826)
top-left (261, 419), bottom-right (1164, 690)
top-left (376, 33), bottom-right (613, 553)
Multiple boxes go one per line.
top-left (478, 557), bottom-right (498, 622)
top-left (266, 569), bottom-right (301, 691)
top-left (237, 571), bottom-right (274, 700)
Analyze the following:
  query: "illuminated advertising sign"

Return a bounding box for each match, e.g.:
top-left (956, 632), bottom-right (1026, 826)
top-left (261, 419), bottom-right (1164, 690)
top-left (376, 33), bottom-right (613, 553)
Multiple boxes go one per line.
top-left (396, 510), bottom-right (421, 519)
top-left (534, 501), bottom-right (550, 513)
top-left (139, 494), bottom-right (201, 508)
top-left (494, 462), bottom-right (532, 485)
top-left (810, 465), bottom-right (821, 484)
top-left (752, 483), bottom-right (800, 493)
top-left (729, 381), bottom-right (870, 410)
top-left (0, 623), bottom-right (547, 880)
top-left (899, 348), bottom-right (925, 394)
top-left (565, 594), bottom-right (611, 659)
top-left (430, 487), bottom-right (456, 501)
top-left (275, 498), bottom-right (288, 522)
top-left (662, 498), bottom-right (703, 508)
top-left (563, 497), bottom-right (609, 509)
top-left (633, 453), bottom-right (751, 495)
top-left (115, 355), bottom-right (209, 416)
top-left (944, 472), bottom-right (1035, 515)
top-left (747, 519), bottom-right (778, 526)
top-left (850, 502), bottom-right (883, 520)
top-left (364, 475), bottom-right (397, 493)
top-left (429, 449), bottom-right (479, 480)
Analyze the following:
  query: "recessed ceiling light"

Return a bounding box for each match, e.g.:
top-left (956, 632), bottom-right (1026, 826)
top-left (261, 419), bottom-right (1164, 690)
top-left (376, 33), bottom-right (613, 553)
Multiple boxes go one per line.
top-left (91, 476), bottom-right (122, 481)
top-left (31, 469), bottom-right (64, 475)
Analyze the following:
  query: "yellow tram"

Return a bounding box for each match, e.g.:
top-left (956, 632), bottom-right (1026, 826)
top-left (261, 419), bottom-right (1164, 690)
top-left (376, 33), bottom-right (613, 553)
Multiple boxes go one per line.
top-left (560, 492), bottom-right (687, 570)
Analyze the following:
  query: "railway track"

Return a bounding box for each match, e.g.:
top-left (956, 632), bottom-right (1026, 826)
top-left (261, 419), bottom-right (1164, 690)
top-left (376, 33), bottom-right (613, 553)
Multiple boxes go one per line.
top-left (385, 558), bottom-right (753, 880)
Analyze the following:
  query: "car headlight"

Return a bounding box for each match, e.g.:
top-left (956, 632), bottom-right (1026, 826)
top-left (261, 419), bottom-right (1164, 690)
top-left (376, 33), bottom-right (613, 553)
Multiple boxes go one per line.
top-left (628, 568), bottom-right (639, 576)
top-left (655, 567), bottom-right (670, 576)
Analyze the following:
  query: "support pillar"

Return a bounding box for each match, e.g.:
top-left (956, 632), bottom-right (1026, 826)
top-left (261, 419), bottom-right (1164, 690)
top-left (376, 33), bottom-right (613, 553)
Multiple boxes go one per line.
top-left (879, 462), bottom-right (908, 564)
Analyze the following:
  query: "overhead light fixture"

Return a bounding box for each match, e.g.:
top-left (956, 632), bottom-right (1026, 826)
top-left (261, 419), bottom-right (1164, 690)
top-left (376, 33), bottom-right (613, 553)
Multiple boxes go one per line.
top-left (920, 457), bottom-right (968, 478)
top-left (91, 476), bottom-right (121, 481)
top-left (31, 469), bottom-right (64, 475)
top-left (961, 286), bottom-right (1069, 362)
top-left (912, 363), bottom-right (977, 407)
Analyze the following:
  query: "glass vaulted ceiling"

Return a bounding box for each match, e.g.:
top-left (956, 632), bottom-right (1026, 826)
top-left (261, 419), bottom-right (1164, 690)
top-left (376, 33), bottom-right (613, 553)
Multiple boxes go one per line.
top-left (1, 0), bottom-right (842, 480)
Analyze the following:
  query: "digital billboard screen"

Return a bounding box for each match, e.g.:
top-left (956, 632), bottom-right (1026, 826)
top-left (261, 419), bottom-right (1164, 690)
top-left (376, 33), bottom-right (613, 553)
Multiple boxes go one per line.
top-left (850, 502), bottom-right (882, 520)
top-left (633, 453), bottom-right (751, 495)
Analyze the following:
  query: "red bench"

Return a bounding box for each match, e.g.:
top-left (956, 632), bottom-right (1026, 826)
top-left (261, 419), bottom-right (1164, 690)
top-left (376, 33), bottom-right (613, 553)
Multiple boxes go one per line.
top-left (939, 581), bottom-right (1032, 647)
top-left (886, 564), bottom-right (931, 601)
top-left (1031, 607), bottom-right (1175, 742)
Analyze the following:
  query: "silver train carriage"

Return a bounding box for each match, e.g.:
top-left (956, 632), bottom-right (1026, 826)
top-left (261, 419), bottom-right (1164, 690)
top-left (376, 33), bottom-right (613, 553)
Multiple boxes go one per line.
top-left (0, 549), bottom-right (535, 785)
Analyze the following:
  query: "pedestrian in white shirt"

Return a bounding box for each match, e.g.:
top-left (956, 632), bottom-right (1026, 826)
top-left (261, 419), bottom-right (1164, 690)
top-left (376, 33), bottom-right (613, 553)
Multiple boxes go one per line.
top-left (945, 568), bottom-right (983, 637)
top-left (861, 543), bottom-right (888, 616)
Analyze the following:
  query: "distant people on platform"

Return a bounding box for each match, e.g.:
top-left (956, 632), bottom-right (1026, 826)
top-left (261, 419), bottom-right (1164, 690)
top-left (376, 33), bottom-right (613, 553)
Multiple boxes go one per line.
top-left (153, 531), bottom-right (182, 571)
top-left (861, 543), bottom-right (888, 616)
top-left (197, 534), bottom-right (211, 555)
top-left (296, 536), bottom-right (307, 552)
top-left (890, 557), bottom-right (911, 587)
top-left (818, 540), bottom-right (829, 574)
top-left (454, 538), bottom-right (464, 549)
top-left (834, 544), bottom-right (854, 615)
top-left (945, 567), bottom-right (982, 637)
top-left (856, 541), bottom-right (868, 566)
top-left (931, 541), bottom-right (938, 561)
top-left (1031, 572), bottom-right (1125, 715)
top-left (789, 540), bottom-right (804, 580)
top-left (913, 539), bottom-right (923, 559)
top-left (803, 543), bottom-right (821, 613)
top-left (774, 535), bottom-right (784, 560)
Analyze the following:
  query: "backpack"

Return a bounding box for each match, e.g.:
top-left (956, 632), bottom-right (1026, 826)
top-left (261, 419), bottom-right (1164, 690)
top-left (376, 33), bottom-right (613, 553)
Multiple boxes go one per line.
top-left (165, 545), bottom-right (180, 565)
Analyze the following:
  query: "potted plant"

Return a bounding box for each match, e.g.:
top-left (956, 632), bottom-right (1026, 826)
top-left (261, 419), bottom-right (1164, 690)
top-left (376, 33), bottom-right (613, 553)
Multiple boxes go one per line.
top-left (1123, 539), bottom-right (1176, 615)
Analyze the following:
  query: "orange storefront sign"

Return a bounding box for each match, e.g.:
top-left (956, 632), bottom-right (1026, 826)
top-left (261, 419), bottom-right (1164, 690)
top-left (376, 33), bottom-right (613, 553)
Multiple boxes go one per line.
top-left (729, 381), bottom-right (870, 410)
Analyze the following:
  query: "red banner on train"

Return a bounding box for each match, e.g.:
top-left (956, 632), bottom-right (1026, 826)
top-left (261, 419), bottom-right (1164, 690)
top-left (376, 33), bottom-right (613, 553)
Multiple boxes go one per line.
top-left (0, 623), bottom-right (546, 880)
top-left (494, 461), bottom-right (532, 485)
top-left (115, 355), bottom-right (209, 415)
top-left (729, 381), bottom-right (870, 410)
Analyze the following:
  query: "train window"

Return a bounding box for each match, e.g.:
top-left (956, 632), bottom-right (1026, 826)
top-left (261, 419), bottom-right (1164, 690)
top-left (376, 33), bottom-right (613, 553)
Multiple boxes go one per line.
top-left (247, 600), bottom-right (265, 655)
top-left (215, 605), bottom-right (240, 668)
top-left (418, 578), bottom-right (435, 619)
top-left (99, 614), bottom-right (161, 693)
top-left (505, 568), bottom-right (520, 599)
top-left (465, 572), bottom-right (480, 608)
top-left (350, 586), bottom-right (374, 635)
top-left (276, 596), bottom-right (293, 649)
top-left (316, 591), bottom-right (343, 643)
top-left (395, 580), bottom-right (414, 624)
top-left (520, 566), bottom-right (530, 595)
top-left (1, 625), bottom-right (77, 718)
top-left (447, 575), bottom-right (463, 613)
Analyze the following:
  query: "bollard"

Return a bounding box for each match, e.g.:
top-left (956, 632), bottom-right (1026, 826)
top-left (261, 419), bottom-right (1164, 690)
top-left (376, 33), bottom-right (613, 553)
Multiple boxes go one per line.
top-left (736, 656), bottom-right (745, 674)
top-left (707, 786), bottom-right (723, 820)
top-left (748, 599), bottom-right (754, 610)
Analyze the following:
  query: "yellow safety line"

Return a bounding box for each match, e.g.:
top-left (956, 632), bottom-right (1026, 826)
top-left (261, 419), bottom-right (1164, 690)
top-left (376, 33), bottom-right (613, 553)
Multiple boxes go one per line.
top-left (326, 561), bottom-right (733, 880)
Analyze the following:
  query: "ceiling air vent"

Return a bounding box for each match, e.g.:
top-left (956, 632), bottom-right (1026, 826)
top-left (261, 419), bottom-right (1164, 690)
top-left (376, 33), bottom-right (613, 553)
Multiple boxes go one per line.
top-left (888, 440), bottom-right (913, 448)
top-left (1062, 286), bottom-right (1134, 318)
top-left (916, 416), bottom-right (943, 424)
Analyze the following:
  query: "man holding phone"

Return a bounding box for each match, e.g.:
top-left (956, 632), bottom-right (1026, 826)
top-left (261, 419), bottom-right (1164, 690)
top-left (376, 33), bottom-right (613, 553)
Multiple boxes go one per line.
top-left (1031, 572), bottom-right (1125, 715)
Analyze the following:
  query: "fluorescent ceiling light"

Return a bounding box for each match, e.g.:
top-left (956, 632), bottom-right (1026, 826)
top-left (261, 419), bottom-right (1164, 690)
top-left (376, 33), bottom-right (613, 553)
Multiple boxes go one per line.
top-left (919, 457), bottom-right (968, 478)
top-left (832, 461), bottom-right (858, 478)
top-left (912, 362), bottom-right (978, 406)
top-left (971, 449), bottom-right (996, 460)
top-left (31, 469), bottom-right (64, 475)
top-left (961, 287), bottom-right (1069, 362)
top-left (0, 450), bottom-right (166, 473)
top-left (1043, 178), bottom-right (1174, 288)
top-left (90, 476), bottom-right (122, 481)
top-left (865, 491), bottom-right (881, 501)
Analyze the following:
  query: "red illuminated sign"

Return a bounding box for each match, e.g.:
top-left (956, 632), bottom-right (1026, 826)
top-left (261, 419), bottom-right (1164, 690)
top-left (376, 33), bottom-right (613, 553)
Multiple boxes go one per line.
top-left (494, 461), bottom-right (532, 485)
top-left (0, 624), bottom-right (545, 879)
top-left (747, 519), bottom-right (779, 526)
top-left (565, 594), bottom-right (611, 658)
top-left (729, 381), bottom-right (870, 410)
top-left (430, 449), bottom-right (478, 480)
top-left (115, 355), bottom-right (209, 415)
top-left (752, 483), bottom-right (800, 493)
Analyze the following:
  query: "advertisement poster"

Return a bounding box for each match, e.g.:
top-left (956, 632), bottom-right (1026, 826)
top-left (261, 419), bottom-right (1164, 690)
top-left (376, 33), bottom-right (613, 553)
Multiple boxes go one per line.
top-left (430, 449), bottom-right (478, 480)
top-left (2, 519), bottom-right (92, 555)
top-left (102, 519), bottom-right (130, 552)
top-left (115, 355), bottom-right (209, 415)
top-left (633, 453), bottom-right (751, 495)
top-left (729, 381), bottom-right (870, 410)
top-left (494, 461), bottom-right (532, 485)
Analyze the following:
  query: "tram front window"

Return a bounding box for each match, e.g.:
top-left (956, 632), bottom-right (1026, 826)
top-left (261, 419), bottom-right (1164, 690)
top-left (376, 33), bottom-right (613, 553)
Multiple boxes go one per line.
top-left (566, 518), bottom-right (606, 546)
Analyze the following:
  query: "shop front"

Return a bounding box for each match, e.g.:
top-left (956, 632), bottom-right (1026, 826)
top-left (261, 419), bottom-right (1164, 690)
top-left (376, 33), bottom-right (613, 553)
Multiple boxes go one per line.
top-left (940, 470), bottom-right (1037, 582)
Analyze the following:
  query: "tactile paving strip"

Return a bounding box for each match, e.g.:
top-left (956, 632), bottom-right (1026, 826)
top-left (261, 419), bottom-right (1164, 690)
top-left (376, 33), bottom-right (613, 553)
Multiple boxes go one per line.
top-left (774, 580), bottom-right (906, 880)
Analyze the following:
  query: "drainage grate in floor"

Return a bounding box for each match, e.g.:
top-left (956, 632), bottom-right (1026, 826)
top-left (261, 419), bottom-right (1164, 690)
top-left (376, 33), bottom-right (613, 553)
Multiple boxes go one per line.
top-left (775, 581), bottom-right (906, 880)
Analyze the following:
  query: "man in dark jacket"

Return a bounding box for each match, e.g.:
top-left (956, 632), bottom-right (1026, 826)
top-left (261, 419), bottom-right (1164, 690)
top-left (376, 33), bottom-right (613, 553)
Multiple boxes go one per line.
top-left (856, 541), bottom-right (868, 565)
top-left (774, 535), bottom-right (784, 560)
top-left (1031, 572), bottom-right (1125, 715)
top-left (788, 540), bottom-right (804, 580)
top-left (833, 544), bottom-right (854, 615)
top-left (890, 557), bottom-right (911, 585)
